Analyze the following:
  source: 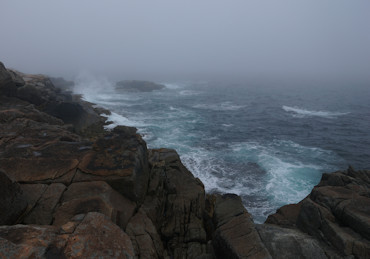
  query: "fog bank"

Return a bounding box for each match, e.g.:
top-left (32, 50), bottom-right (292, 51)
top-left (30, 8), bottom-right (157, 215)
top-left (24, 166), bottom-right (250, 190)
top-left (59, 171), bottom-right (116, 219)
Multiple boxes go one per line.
top-left (1, 1), bottom-right (370, 83)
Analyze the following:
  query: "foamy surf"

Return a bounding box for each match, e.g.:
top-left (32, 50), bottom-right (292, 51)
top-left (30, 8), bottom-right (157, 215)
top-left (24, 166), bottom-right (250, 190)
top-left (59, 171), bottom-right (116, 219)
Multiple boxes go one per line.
top-left (162, 83), bottom-right (182, 89)
top-left (229, 140), bottom-right (341, 222)
top-left (177, 140), bottom-right (333, 223)
top-left (77, 79), bottom-right (363, 224)
top-left (180, 148), bottom-right (255, 197)
top-left (282, 105), bottom-right (349, 118)
top-left (261, 152), bottom-right (321, 204)
top-left (102, 112), bottom-right (144, 130)
top-left (193, 102), bottom-right (245, 111)
top-left (179, 90), bottom-right (201, 96)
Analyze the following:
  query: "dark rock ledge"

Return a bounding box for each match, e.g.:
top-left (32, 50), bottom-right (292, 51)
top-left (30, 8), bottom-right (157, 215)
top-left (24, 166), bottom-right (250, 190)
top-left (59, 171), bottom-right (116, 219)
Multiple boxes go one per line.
top-left (0, 61), bottom-right (369, 258)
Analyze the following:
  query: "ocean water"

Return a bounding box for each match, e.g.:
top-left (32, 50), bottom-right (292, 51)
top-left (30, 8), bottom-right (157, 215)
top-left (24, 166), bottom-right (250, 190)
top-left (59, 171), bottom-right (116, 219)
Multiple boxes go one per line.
top-left (77, 78), bottom-right (370, 223)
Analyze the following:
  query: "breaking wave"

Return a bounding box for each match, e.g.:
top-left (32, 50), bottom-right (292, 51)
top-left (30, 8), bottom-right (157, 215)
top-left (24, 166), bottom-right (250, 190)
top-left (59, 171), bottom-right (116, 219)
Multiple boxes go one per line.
top-left (101, 112), bottom-right (145, 130)
top-left (282, 105), bottom-right (349, 118)
top-left (78, 79), bottom-right (366, 223)
top-left (193, 102), bottom-right (245, 111)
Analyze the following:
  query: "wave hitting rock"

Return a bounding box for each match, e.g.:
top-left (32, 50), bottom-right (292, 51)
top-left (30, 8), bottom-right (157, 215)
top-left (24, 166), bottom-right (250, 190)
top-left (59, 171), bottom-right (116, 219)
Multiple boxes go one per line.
top-left (0, 61), bottom-right (369, 258)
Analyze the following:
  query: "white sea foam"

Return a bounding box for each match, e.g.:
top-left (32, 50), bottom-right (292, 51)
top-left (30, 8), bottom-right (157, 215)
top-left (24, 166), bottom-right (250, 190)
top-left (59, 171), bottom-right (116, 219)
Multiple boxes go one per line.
top-left (180, 90), bottom-right (201, 96)
top-left (163, 83), bottom-right (182, 89)
top-left (92, 101), bottom-right (123, 107)
top-left (101, 112), bottom-right (143, 130)
top-left (260, 152), bottom-right (319, 204)
top-left (180, 145), bottom-right (264, 198)
top-left (179, 140), bottom-right (323, 223)
top-left (229, 140), bottom-right (332, 219)
top-left (282, 105), bottom-right (349, 118)
top-left (274, 140), bottom-right (334, 162)
top-left (193, 102), bottom-right (245, 111)
top-left (181, 149), bottom-right (232, 193)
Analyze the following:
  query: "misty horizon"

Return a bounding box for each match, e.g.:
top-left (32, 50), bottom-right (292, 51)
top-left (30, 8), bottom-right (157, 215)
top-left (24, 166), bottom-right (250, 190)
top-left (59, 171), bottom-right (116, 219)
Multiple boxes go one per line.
top-left (1, 1), bottom-right (370, 84)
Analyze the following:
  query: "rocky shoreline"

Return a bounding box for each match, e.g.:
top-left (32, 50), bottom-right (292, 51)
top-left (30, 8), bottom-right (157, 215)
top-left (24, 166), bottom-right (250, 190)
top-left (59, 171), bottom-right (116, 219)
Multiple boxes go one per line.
top-left (0, 61), bottom-right (369, 258)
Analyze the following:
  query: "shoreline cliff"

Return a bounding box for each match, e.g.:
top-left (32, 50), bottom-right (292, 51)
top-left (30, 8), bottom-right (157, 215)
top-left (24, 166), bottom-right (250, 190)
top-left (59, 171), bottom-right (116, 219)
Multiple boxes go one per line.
top-left (0, 62), bottom-right (369, 258)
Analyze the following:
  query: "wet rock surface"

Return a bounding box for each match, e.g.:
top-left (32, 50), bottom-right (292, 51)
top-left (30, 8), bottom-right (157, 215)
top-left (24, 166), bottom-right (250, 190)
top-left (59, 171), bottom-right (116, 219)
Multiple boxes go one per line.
top-left (126, 209), bottom-right (165, 259)
top-left (63, 212), bottom-right (135, 259)
top-left (23, 183), bottom-right (66, 225)
top-left (256, 224), bottom-right (327, 259)
top-left (0, 212), bottom-right (135, 259)
top-left (265, 203), bottom-right (301, 227)
top-left (267, 167), bottom-right (370, 258)
top-left (0, 170), bottom-right (28, 225)
top-left (208, 194), bottom-right (271, 259)
top-left (53, 181), bottom-right (136, 229)
top-left (76, 126), bottom-right (150, 203)
top-left (146, 148), bottom-right (211, 258)
top-left (1, 61), bottom-right (369, 258)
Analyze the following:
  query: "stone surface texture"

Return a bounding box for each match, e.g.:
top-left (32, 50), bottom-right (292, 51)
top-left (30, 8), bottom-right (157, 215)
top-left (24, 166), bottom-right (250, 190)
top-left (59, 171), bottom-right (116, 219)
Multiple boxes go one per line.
top-left (268, 167), bottom-right (370, 258)
top-left (0, 170), bottom-right (28, 225)
top-left (0, 212), bottom-right (135, 259)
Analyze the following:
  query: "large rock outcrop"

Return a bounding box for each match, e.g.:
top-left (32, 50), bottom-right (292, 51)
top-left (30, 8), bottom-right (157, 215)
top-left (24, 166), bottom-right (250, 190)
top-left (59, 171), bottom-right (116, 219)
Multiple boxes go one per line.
top-left (0, 62), bottom-right (17, 96)
top-left (76, 126), bottom-right (150, 203)
top-left (267, 167), bottom-right (370, 258)
top-left (144, 148), bottom-right (211, 258)
top-left (0, 64), bottom-right (107, 135)
top-left (0, 170), bottom-right (28, 225)
top-left (0, 94), bottom-right (92, 185)
top-left (256, 224), bottom-right (328, 259)
top-left (126, 209), bottom-right (165, 259)
top-left (0, 212), bottom-right (135, 259)
top-left (52, 181), bottom-right (136, 229)
top-left (1, 61), bottom-right (369, 259)
top-left (22, 183), bottom-right (66, 225)
top-left (206, 194), bottom-right (271, 259)
top-left (0, 81), bottom-right (149, 204)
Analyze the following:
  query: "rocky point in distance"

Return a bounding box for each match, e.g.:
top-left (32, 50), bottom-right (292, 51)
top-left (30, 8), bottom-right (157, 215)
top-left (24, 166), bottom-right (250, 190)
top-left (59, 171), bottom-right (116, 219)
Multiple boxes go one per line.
top-left (0, 61), bottom-right (369, 258)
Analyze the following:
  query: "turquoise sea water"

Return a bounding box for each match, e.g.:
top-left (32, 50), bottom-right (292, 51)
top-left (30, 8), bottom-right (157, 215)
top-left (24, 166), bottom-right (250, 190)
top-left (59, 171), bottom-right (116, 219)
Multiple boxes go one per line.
top-left (79, 79), bottom-right (370, 223)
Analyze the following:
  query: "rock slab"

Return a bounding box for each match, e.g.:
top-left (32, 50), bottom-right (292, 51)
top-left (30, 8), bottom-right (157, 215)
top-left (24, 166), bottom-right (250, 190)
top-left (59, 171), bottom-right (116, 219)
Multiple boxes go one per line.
top-left (210, 194), bottom-right (272, 259)
top-left (0, 212), bottom-right (135, 259)
top-left (0, 170), bottom-right (27, 225)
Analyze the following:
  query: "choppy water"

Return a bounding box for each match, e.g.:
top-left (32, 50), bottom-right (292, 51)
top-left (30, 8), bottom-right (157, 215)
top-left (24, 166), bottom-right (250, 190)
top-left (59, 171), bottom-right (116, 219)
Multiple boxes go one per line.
top-left (78, 79), bottom-right (370, 223)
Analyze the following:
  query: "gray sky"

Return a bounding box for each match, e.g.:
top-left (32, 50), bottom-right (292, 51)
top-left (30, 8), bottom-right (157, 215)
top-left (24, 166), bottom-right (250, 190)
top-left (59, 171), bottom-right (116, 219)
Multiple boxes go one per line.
top-left (1, 0), bottom-right (370, 82)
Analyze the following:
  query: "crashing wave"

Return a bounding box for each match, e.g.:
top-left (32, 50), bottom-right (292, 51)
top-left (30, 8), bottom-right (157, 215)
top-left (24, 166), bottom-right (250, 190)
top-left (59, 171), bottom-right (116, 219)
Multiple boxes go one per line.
top-left (194, 102), bottom-right (245, 111)
top-left (282, 105), bottom-right (349, 118)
